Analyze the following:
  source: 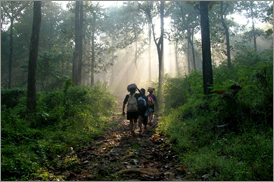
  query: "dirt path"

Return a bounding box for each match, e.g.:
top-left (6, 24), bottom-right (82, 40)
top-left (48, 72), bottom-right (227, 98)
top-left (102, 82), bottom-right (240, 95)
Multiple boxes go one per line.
top-left (55, 112), bottom-right (195, 181)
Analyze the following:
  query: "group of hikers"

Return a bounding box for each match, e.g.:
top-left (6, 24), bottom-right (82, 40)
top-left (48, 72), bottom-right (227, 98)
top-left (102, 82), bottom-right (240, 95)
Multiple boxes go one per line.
top-left (122, 83), bottom-right (158, 137)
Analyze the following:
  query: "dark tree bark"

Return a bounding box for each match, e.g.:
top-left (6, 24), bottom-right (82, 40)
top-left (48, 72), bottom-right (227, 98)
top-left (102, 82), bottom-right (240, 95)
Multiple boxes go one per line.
top-left (191, 28), bottom-right (196, 70)
top-left (175, 39), bottom-right (180, 77)
top-left (91, 11), bottom-right (95, 86)
top-left (27, 1), bottom-right (41, 111)
top-left (200, 1), bottom-right (213, 95)
top-left (77, 1), bottom-right (83, 86)
top-left (148, 23), bottom-right (152, 81)
top-left (187, 28), bottom-right (196, 71)
top-left (72, 1), bottom-right (80, 85)
top-left (220, 1), bottom-right (231, 68)
top-left (8, 18), bottom-right (14, 89)
top-left (157, 1), bottom-right (164, 97)
top-left (187, 37), bottom-right (191, 74)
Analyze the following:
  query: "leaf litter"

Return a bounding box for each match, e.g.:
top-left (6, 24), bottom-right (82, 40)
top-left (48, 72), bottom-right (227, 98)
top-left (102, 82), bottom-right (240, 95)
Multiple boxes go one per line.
top-left (50, 114), bottom-right (195, 181)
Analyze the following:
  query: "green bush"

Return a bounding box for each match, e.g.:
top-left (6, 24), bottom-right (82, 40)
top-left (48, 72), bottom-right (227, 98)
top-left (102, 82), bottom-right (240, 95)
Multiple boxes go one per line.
top-left (159, 49), bottom-right (273, 181)
top-left (1, 80), bottom-right (117, 181)
top-left (1, 88), bottom-right (27, 109)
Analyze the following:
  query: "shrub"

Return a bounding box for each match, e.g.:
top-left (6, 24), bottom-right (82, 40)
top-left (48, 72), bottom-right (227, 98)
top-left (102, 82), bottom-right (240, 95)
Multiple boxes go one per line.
top-left (1, 80), bottom-right (118, 181)
top-left (1, 88), bottom-right (27, 109)
top-left (159, 49), bottom-right (273, 181)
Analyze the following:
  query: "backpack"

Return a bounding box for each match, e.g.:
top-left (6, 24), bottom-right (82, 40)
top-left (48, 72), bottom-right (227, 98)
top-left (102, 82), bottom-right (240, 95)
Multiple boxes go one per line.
top-left (137, 96), bottom-right (146, 108)
top-left (144, 107), bottom-right (153, 117)
top-left (147, 94), bottom-right (154, 106)
top-left (127, 93), bottom-right (138, 112)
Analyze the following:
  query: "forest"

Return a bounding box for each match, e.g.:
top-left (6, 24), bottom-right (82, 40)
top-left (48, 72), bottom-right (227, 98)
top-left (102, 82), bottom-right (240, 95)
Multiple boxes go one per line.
top-left (1, 1), bottom-right (273, 181)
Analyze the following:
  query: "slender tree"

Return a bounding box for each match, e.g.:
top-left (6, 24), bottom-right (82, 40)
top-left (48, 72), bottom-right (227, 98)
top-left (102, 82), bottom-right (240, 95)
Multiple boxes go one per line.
top-left (27, 1), bottom-right (41, 111)
top-left (2, 2), bottom-right (29, 89)
top-left (91, 10), bottom-right (96, 86)
top-left (141, 1), bottom-right (165, 95)
top-left (77, 1), bottom-right (83, 86)
top-left (158, 1), bottom-right (165, 97)
top-left (236, 1), bottom-right (271, 52)
top-left (220, 1), bottom-right (232, 68)
top-left (72, 1), bottom-right (80, 85)
top-left (148, 22), bottom-right (152, 81)
top-left (200, 1), bottom-right (213, 95)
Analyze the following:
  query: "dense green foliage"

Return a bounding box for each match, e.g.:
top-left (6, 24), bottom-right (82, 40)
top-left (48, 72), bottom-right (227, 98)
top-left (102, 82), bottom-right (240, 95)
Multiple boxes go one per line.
top-left (1, 81), bottom-right (117, 181)
top-left (159, 49), bottom-right (273, 180)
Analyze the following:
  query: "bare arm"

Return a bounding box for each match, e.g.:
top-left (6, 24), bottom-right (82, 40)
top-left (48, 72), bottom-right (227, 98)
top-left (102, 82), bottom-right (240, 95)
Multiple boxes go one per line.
top-left (122, 103), bottom-right (126, 116)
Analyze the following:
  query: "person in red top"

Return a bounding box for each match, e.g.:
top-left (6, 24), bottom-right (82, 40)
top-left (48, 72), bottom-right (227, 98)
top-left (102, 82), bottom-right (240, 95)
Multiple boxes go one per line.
top-left (147, 87), bottom-right (159, 125)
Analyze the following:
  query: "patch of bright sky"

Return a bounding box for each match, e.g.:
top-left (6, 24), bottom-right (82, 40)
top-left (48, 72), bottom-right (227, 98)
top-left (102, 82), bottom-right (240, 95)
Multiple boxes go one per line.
top-left (55, 0), bottom-right (268, 37)
top-left (55, 1), bottom-right (256, 27)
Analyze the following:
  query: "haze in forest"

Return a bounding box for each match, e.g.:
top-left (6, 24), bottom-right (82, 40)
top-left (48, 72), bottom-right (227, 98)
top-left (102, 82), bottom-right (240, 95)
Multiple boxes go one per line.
top-left (1, 1), bottom-right (273, 101)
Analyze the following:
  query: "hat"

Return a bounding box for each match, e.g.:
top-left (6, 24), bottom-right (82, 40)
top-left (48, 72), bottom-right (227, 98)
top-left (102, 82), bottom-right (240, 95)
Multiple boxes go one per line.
top-left (127, 83), bottom-right (137, 91)
top-left (148, 87), bottom-right (154, 92)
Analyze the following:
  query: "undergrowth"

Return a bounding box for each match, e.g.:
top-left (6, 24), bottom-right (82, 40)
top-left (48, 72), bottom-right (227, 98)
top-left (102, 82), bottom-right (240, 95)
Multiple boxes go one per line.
top-left (159, 49), bottom-right (273, 181)
top-left (1, 81), bottom-right (117, 181)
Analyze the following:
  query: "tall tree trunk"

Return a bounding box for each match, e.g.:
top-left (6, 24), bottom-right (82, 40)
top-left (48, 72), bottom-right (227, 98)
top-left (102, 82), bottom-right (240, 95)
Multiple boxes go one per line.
top-left (175, 39), bottom-right (180, 77)
top-left (187, 29), bottom-right (196, 71)
top-left (8, 17), bottom-right (14, 89)
top-left (91, 19), bottom-right (95, 86)
top-left (49, 3), bottom-right (53, 51)
top-left (187, 37), bottom-right (191, 74)
top-left (157, 1), bottom-right (164, 99)
top-left (148, 23), bottom-right (152, 81)
top-left (3, 2), bottom-right (28, 89)
top-left (250, 2), bottom-right (257, 52)
top-left (110, 38), bottom-right (114, 86)
top-left (77, 1), bottom-right (83, 86)
top-left (190, 28), bottom-right (196, 71)
top-left (27, 1), bottom-right (41, 112)
top-left (220, 1), bottom-right (231, 68)
top-left (91, 11), bottom-right (96, 87)
top-left (72, 2), bottom-right (80, 85)
top-left (200, 1), bottom-right (213, 95)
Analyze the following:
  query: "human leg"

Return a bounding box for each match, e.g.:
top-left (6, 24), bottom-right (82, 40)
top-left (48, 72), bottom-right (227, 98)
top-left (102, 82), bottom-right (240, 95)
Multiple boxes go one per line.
top-left (138, 115), bottom-right (143, 132)
top-left (143, 116), bottom-right (148, 129)
top-left (129, 119), bottom-right (136, 137)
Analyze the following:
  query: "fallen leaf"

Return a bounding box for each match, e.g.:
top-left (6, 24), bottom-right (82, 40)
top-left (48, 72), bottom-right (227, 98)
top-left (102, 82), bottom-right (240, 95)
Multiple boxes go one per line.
top-left (132, 159), bottom-right (139, 165)
top-left (178, 164), bottom-right (186, 171)
top-left (83, 160), bottom-right (89, 164)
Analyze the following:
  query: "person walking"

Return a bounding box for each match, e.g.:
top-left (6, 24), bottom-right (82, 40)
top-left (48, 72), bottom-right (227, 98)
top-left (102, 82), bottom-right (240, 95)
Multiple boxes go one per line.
top-left (147, 87), bottom-right (158, 125)
top-left (137, 88), bottom-right (148, 133)
top-left (122, 83), bottom-right (141, 137)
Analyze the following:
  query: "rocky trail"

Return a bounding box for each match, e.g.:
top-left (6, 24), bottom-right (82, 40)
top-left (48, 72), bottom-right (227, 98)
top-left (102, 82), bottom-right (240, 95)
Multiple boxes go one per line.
top-left (54, 112), bottom-right (195, 181)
